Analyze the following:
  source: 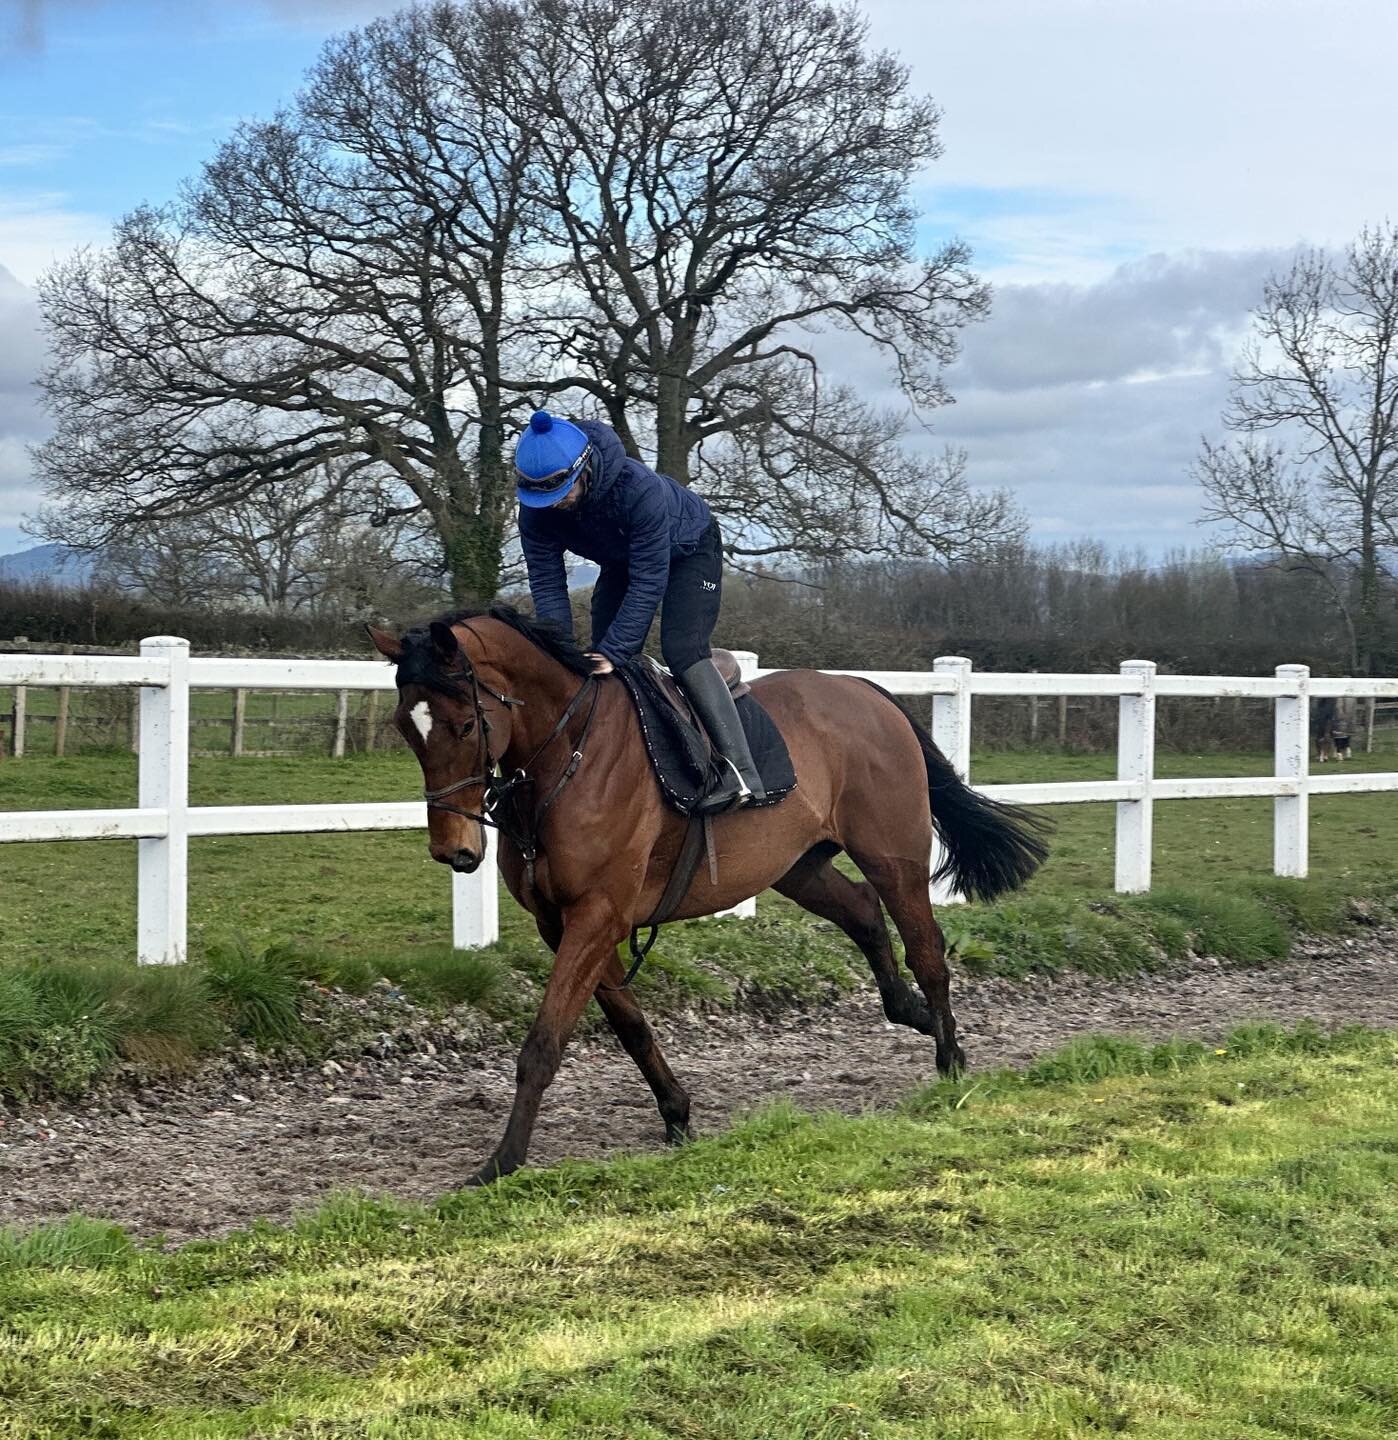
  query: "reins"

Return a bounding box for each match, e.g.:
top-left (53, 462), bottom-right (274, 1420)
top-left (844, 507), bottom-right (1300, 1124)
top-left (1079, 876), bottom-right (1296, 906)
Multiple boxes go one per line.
top-left (414, 637), bottom-right (701, 990)
top-left (423, 664), bottom-right (601, 892)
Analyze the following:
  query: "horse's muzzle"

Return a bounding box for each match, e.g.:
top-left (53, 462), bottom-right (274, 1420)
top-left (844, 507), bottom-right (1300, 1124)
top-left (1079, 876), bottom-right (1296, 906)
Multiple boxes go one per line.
top-left (447, 848), bottom-right (482, 874)
top-left (431, 840), bottom-right (483, 873)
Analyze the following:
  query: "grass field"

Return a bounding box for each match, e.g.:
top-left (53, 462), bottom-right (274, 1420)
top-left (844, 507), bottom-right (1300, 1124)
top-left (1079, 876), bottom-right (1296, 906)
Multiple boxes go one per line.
top-left (2, 741), bottom-right (1396, 1098)
top-left (2, 740), bottom-right (1396, 969)
top-left (4, 685), bottom-right (382, 757)
top-left (2, 1023), bottom-right (1395, 1438)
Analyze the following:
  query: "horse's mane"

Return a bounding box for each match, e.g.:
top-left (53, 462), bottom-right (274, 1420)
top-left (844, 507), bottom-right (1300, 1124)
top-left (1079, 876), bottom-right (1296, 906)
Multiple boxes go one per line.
top-left (396, 603), bottom-right (594, 694)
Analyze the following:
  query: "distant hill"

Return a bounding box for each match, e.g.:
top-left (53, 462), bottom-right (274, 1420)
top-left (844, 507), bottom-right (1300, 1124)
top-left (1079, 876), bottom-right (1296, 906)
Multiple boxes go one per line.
top-left (0, 544), bottom-right (95, 585)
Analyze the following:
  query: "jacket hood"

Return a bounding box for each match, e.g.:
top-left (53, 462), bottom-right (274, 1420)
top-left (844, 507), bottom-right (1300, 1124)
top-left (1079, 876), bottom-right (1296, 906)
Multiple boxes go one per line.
top-left (577, 419), bottom-right (629, 504)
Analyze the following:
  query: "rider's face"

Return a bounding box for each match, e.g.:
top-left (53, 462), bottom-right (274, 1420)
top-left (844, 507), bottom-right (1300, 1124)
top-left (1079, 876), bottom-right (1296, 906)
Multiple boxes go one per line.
top-left (552, 464), bottom-right (587, 510)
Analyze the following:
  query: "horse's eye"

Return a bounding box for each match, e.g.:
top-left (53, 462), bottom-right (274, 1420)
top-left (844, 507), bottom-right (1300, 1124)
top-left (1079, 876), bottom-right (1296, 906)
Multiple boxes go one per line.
top-left (460, 716), bottom-right (476, 739)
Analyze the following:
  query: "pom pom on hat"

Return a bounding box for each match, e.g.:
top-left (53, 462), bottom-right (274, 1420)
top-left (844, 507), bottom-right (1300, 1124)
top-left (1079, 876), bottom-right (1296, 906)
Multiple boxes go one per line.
top-left (528, 410), bottom-right (553, 433)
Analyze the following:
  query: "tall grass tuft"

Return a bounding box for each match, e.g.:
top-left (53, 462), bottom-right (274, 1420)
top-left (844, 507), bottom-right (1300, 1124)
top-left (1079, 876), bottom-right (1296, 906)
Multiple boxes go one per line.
top-left (1132, 887), bottom-right (1291, 965)
top-left (383, 946), bottom-right (509, 1009)
top-left (200, 938), bottom-right (305, 1046)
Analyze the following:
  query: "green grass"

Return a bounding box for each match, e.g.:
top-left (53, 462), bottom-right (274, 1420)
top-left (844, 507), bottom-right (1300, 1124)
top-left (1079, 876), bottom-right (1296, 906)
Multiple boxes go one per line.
top-left (1, 1024), bottom-right (1396, 1438)
top-left (1, 744), bottom-right (1396, 1097)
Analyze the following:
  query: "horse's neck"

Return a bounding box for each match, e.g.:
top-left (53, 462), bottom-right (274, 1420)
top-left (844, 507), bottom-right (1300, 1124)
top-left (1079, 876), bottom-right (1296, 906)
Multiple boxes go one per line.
top-left (482, 632), bottom-right (590, 768)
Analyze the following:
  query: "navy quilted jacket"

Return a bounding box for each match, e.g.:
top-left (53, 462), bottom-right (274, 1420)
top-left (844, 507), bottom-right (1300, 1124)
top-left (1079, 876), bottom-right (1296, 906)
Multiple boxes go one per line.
top-left (519, 420), bottom-right (712, 664)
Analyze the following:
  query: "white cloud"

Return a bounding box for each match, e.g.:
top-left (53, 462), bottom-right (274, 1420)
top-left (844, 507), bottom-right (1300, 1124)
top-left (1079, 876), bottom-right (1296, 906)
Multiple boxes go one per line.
top-left (864, 0), bottom-right (1398, 279)
top-left (0, 264), bottom-right (49, 539)
top-left (0, 193), bottom-right (110, 286)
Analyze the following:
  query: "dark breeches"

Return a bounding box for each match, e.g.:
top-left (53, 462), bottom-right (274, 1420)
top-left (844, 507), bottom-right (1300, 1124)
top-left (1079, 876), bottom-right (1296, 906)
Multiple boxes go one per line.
top-left (591, 520), bottom-right (723, 672)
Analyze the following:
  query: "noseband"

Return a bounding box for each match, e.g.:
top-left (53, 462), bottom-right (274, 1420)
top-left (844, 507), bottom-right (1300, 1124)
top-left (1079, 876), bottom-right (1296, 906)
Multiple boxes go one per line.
top-left (422, 662), bottom-right (601, 886)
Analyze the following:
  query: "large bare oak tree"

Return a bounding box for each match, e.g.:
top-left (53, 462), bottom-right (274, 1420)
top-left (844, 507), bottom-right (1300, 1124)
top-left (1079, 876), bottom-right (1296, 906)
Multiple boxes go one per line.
top-left (36, 0), bottom-right (1019, 597)
top-left (36, 3), bottom-right (534, 601)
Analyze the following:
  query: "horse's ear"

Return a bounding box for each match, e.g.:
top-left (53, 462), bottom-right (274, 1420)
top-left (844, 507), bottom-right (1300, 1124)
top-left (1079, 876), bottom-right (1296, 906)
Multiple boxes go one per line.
top-left (365, 624), bottom-right (402, 661)
top-left (429, 621), bottom-right (460, 660)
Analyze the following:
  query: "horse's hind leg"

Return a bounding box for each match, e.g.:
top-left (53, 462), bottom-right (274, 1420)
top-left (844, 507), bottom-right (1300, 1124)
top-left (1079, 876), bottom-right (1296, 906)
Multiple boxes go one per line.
top-left (774, 848), bottom-right (937, 1035)
top-left (850, 853), bottom-right (965, 1077)
top-left (593, 955), bottom-right (694, 1145)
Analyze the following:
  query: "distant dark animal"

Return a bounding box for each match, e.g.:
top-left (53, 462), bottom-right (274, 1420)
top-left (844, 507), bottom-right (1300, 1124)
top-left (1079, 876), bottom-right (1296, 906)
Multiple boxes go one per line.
top-left (1311, 696), bottom-right (1353, 762)
top-left (368, 606), bottom-right (1048, 1185)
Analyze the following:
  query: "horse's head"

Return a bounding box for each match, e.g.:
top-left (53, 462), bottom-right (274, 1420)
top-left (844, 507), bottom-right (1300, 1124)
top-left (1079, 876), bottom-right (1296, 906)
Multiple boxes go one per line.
top-left (368, 620), bottom-right (518, 873)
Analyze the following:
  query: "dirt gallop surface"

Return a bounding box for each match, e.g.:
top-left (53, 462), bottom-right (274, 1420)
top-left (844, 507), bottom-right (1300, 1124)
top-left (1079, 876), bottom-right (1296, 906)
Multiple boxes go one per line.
top-left (4, 934), bottom-right (1397, 1242)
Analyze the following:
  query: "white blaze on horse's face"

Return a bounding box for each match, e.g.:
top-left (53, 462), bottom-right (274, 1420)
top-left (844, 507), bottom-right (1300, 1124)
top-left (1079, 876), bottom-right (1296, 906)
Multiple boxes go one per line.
top-left (409, 700), bottom-right (434, 743)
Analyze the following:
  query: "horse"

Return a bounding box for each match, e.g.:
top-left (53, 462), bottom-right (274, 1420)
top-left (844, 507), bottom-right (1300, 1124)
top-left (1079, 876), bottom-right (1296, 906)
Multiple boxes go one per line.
top-left (368, 606), bottom-right (1048, 1185)
top-left (1311, 696), bottom-right (1354, 762)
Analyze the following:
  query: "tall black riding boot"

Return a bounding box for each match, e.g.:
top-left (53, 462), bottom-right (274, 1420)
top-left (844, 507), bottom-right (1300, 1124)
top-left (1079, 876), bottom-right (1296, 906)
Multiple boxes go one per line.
top-left (680, 659), bottom-right (767, 815)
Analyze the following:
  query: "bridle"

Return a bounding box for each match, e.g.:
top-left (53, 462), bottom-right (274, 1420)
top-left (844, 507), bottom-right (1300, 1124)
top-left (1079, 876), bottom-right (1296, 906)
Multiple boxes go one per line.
top-left (420, 658), bottom-right (601, 888)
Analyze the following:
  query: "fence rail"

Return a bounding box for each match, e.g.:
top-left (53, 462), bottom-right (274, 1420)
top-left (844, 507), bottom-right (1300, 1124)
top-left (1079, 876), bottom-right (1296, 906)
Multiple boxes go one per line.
top-left (2, 638), bottom-right (1396, 964)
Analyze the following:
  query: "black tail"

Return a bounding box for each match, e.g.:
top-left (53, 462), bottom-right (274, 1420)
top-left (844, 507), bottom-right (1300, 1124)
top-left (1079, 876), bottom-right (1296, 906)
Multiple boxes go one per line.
top-left (861, 681), bottom-right (1050, 903)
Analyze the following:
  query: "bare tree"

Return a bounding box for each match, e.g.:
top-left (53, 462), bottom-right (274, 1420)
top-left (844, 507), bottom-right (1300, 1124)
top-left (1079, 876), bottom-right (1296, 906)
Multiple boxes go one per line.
top-left (51, 461), bottom-right (442, 619)
top-left (34, 3), bottom-right (536, 601)
top-left (37, 0), bottom-right (1011, 591)
top-left (1197, 227), bottom-right (1398, 672)
top-left (510, 0), bottom-right (1002, 558)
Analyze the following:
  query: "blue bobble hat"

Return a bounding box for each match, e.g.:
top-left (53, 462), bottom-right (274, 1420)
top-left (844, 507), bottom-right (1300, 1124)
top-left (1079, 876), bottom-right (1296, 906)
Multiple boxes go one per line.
top-left (513, 410), bottom-right (593, 508)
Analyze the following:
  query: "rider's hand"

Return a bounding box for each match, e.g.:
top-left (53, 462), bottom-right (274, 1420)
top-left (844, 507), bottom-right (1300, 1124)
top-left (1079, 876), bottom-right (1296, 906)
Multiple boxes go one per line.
top-left (586, 653), bottom-right (615, 675)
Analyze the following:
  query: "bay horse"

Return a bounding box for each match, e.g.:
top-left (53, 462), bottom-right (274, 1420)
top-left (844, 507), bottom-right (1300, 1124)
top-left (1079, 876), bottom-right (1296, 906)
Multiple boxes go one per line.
top-left (368, 606), bottom-right (1047, 1185)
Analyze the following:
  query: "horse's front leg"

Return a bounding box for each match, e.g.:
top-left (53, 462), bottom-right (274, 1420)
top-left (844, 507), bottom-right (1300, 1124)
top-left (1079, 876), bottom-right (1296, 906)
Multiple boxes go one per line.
top-left (468, 892), bottom-right (627, 1186)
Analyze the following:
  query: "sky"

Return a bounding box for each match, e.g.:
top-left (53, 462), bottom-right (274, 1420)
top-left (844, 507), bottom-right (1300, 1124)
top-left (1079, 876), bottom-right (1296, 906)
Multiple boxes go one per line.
top-left (1, 0), bottom-right (1396, 558)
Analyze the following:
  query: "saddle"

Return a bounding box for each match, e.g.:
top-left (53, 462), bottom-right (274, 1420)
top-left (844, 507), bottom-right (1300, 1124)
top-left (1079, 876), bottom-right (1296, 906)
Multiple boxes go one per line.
top-left (651, 647), bottom-right (751, 706)
top-left (615, 651), bottom-right (796, 816)
top-left (608, 650), bottom-right (797, 988)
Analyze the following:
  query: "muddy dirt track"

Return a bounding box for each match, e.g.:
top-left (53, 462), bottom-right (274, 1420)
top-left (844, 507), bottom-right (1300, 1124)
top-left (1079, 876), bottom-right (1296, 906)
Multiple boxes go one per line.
top-left (3, 933), bottom-right (1396, 1242)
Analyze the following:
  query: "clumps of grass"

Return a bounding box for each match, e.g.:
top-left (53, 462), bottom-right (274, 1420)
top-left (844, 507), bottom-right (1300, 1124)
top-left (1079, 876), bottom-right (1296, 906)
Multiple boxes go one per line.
top-left (942, 875), bottom-right (1371, 981)
top-left (0, 934), bottom-right (527, 1102)
top-left (0, 1214), bottom-right (136, 1271)
top-left (943, 894), bottom-right (1164, 980)
top-left (380, 946), bottom-right (510, 1009)
top-left (202, 938), bottom-right (306, 1047)
top-left (0, 962), bottom-right (121, 1099)
top-left (908, 1019), bottom-right (1361, 1114)
top-left (1126, 886), bottom-right (1291, 965)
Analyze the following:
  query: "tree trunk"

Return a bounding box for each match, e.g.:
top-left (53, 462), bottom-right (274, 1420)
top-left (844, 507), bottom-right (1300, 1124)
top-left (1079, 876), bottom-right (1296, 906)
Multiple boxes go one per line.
top-left (1358, 518), bottom-right (1380, 676)
top-left (439, 507), bottom-right (505, 604)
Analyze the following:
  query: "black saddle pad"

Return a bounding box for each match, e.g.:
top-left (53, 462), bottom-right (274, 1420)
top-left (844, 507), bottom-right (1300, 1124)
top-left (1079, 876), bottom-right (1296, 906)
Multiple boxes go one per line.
top-left (616, 659), bottom-right (796, 815)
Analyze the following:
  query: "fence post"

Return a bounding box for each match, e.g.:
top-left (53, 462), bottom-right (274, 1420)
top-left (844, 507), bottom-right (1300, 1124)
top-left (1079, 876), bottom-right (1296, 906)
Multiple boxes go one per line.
top-left (716, 649), bottom-right (760, 920)
top-left (1274, 664), bottom-right (1309, 878)
top-left (452, 826), bottom-right (499, 948)
top-left (1364, 695), bottom-right (1376, 753)
top-left (231, 689), bottom-right (247, 757)
top-left (333, 689), bottom-right (349, 758)
top-left (930, 656), bottom-right (972, 906)
top-left (1114, 660), bottom-right (1156, 894)
top-left (137, 637), bottom-right (190, 965)
top-left (12, 685), bottom-right (25, 758)
top-left (365, 690), bottom-right (379, 752)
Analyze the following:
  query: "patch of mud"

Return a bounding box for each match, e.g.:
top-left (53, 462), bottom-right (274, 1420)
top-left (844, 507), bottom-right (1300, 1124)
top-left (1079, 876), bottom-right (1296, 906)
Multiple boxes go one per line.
top-left (2, 932), bottom-right (1395, 1242)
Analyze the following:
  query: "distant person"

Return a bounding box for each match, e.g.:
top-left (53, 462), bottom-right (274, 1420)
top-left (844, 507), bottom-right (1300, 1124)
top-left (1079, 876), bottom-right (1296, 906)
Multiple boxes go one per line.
top-left (513, 410), bottom-right (764, 813)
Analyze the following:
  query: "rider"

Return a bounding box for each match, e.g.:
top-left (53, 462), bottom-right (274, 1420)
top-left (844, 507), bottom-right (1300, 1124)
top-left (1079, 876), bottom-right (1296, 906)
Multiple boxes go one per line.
top-left (514, 409), bottom-right (765, 814)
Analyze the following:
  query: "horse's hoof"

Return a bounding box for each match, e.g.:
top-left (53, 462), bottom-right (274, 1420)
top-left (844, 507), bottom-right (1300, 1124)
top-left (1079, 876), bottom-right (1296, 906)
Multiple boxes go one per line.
top-left (664, 1120), bottom-right (695, 1147)
top-left (936, 1042), bottom-right (967, 1078)
top-left (465, 1158), bottom-right (510, 1187)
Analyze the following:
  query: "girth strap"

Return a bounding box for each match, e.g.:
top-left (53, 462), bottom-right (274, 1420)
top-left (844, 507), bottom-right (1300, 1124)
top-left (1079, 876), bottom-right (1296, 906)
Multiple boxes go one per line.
top-left (605, 815), bottom-right (714, 990)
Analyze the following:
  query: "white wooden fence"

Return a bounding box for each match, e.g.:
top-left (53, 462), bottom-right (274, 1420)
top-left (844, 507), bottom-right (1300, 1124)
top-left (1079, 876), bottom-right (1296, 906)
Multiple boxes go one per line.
top-left (2, 638), bottom-right (1396, 965)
